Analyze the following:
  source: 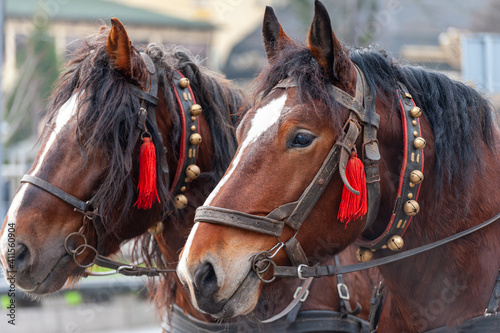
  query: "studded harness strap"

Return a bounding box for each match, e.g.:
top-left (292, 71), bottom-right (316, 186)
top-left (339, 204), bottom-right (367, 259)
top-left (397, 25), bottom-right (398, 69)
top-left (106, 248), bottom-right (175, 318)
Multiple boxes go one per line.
top-left (20, 52), bottom-right (203, 276)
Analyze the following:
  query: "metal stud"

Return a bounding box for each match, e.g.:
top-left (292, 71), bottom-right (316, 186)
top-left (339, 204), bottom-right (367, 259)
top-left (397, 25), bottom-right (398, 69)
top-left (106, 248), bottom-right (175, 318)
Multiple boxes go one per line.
top-left (409, 170), bottom-right (424, 184)
top-left (410, 106), bottom-right (422, 118)
top-left (413, 131), bottom-right (418, 137)
top-left (174, 194), bottom-right (188, 209)
top-left (414, 137), bottom-right (426, 150)
top-left (356, 247), bottom-right (373, 262)
top-left (408, 193), bottom-right (413, 199)
top-left (404, 200), bottom-right (420, 216)
top-left (412, 120), bottom-right (417, 126)
top-left (179, 78), bottom-right (190, 88)
top-left (190, 133), bottom-right (202, 145)
top-left (180, 186), bottom-right (186, 192)
top-left (148, 221), bottom-right (164, 235)
top-left (404, 92), bottom-right (412, 99)
top-left (186, 164), bottom-right (201, 180)
top-left (387, 235), bottom-right (404, 251)
top-left (190, 104), bottom-right (202, 116)
top-left (191, 116), bottom-right (196, 122)
top-left (191, 125), bottom-right (196, 132)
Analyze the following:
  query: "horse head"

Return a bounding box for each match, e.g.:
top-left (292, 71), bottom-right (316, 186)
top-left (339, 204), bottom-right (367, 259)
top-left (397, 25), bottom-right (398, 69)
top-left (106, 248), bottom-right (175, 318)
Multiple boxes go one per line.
top-left (0, 18), bottom-right (222, 295)
top-left (177, 2), bottom-right (377, 318)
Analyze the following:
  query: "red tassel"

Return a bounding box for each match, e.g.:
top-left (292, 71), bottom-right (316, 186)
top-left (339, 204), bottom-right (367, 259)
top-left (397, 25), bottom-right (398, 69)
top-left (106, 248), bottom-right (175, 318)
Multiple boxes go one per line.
top-left (135, 137), bottom-right (160, 209)
top-left (337, 151), bottom-right (367, 227)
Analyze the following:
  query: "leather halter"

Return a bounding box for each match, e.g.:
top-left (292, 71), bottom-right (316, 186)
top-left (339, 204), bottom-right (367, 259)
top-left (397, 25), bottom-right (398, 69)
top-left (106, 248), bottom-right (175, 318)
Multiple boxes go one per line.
top-left (19, 52), bottom-right (198, 276)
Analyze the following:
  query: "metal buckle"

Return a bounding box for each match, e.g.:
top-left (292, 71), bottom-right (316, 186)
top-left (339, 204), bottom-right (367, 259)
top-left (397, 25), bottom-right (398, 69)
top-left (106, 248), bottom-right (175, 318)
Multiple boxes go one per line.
top-left (293, 286), bottom-right (310, 302)
top-left (337, 283), bottom-right (350, 300)
top-left (484, 308), bottom-right (497, 317)
top-left (297, 264), bottom-right (308, 280)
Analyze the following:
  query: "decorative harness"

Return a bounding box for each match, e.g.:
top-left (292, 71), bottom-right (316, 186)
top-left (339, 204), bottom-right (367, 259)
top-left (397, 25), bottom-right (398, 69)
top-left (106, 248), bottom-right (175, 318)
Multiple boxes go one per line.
top-left (19, 52), bottom-right (203, 276)
top-left (193, 65), bottom-right (500, 329)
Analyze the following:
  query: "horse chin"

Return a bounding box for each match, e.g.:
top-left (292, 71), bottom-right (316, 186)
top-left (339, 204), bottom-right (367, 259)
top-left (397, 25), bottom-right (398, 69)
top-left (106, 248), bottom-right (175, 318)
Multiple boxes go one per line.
top-left (16, 252), bottom-right (83, 295)
top-left (210, 270), bottom-right (261, 320)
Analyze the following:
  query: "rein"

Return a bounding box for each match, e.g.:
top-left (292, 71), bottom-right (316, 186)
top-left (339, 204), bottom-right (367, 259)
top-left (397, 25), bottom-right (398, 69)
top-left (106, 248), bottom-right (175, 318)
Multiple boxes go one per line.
top-left (20, 52), bottom-right (202, 277)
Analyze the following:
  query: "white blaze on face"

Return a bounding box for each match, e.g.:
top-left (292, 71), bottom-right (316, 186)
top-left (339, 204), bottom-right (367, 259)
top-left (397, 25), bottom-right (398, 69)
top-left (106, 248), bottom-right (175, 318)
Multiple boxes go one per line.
top-left (177, 94), bottom-right (288, 294)
top-left (0, 94), bottom-right (79, 256)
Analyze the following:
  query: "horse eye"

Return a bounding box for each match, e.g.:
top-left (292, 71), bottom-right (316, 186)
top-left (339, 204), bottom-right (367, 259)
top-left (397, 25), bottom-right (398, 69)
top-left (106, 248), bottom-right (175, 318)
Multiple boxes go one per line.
top-left (290, 132), bottom-right (315, 148)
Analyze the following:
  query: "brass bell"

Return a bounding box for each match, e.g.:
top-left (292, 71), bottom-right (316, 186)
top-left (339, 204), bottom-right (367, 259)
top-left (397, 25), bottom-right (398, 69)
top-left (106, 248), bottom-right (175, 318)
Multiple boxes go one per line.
top-left (356, 247), bottom-right (373, 262)
top-left (190, 104), bottom-right (202, 116)
top-left (387, 235), bottom-right (404, 251)
top-left (148, 221), bottom-right (164, 235)
top-left (174, 194), bottom-right (188, 209)
top-left (414, 137), bottom-right (426, 150)
top-left (410, 106), bottom-right (422, 118)
top-left (186, 164), bottom-right (201, 180)
top-left (409, 170), bottom-right (424, 184)
top-left (179, 78), bottom-right (190, 88)
top-left (190, 133), bottom-right (202, 145)
top-left (403, 200), bottom-right (420, 216)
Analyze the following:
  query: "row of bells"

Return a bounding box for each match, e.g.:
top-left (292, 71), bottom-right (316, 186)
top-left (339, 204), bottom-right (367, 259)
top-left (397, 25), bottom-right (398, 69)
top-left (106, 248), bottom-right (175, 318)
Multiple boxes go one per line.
top-left (356, 106), bottom-right (426, 262)
top-left (175, 78), bottom-right (202, 211)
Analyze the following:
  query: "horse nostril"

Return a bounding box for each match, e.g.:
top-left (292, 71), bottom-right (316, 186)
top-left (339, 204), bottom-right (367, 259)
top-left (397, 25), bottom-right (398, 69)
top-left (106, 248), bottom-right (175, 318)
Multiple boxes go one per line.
top-left (15, 243), bottom-right (31, 271)
top-left (194, 262), bottom-right (218, 295)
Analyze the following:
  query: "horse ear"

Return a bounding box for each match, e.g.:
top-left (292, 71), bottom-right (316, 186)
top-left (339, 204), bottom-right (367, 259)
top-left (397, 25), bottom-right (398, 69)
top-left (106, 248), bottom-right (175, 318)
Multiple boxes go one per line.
top-left (262, 6), bottom-right (294, 61)
top-left (106, 18), bottom-right (133, 77)
top-left (308, 0), bottom-right (354, 87)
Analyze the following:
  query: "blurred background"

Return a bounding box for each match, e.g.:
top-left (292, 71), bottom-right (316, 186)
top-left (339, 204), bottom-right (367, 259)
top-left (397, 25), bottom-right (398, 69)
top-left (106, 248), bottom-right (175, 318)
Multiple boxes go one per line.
top-left (0, 0), bottom-right (499, 332)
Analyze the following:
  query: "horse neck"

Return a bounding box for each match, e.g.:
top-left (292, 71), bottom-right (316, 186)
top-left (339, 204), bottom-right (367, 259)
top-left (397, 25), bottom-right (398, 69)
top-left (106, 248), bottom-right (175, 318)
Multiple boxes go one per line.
top-left (374, 101), bottom-right (500, 331)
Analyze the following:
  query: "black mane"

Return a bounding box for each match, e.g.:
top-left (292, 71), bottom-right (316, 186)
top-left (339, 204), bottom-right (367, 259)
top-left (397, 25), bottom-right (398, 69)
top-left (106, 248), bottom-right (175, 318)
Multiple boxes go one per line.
top-left (46, 30), bottom-right (244, 233)
top-left (252, 44), bottom-right (497, 199)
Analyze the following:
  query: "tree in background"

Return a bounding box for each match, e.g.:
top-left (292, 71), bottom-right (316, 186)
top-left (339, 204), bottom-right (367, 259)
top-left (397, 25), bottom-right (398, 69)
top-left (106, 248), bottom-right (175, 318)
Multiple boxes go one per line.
top-left (3, 21), bottom-right (59, 151)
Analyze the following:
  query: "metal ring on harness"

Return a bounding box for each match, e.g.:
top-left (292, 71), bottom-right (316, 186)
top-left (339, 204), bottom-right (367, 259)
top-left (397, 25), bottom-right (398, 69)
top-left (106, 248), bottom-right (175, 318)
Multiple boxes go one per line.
top-left (72, 243), bottom-right (98, 268)
top-left (64, 230), bottom-right (87, 256)
top-left (252, 257), bottom-right (277, 283)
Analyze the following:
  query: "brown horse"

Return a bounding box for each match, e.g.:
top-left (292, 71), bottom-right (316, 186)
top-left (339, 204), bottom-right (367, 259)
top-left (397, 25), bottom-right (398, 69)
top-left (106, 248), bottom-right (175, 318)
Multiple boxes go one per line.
top-left (178, 1), bottom-right (500, 332)
top-left (0, 17), bottom-right (241, 320)
top-left (0, 17), bottom-right (375, 332)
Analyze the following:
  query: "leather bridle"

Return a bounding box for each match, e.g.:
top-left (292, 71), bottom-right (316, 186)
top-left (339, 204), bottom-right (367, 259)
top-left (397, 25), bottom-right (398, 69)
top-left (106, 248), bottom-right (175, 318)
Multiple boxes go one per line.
top-left (194, 65), bottom-right (382, 274)
top-left (19, 52), bottom-right (201, 277)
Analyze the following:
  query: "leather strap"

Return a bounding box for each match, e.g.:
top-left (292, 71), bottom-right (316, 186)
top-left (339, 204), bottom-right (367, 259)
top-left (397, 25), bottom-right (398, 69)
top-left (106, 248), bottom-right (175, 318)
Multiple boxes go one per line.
top-left (169, 71), bottom-right (201, 197)
top-left (164, 303), bottom-right (370, 333)
top-left (335, 255), bottom-right (362, 317)
top-left (368, 282), bottom-right (384, 332)
top-left (271, 210), bottom-right (500, 279)
top-left (356, 83), bottom-right (424, 250)
top-left (137, 52), bottom-right (170, 187)
top-left (424, 314), bottom-right (500, 333)
top-left (21, 174), bottom-right (109, 254)
top-left (247, 277), bottom-right (314, 324)
top-left (194, 206), bottom-right (284, 237)
top-left (91, 255), bottom-right (175, 277)
top-left (21, 175), bottom-right (90, 212)
top-left (485, 270), bottom-right (500, 316)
